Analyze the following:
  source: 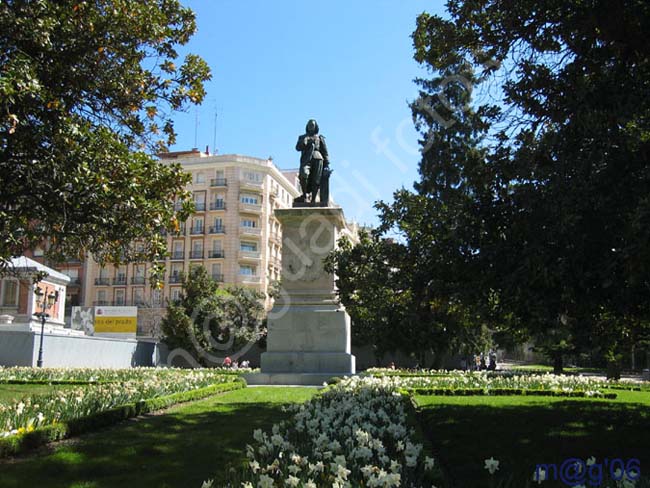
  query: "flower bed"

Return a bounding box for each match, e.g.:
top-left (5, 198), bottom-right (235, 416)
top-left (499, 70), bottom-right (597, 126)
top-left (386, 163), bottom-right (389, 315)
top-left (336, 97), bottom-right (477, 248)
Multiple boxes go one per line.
top-left (0, 366), bottom-right (250, 383)
top-left (0, 368), bottom-right (241, 439)
top-left (215, 376), bottom-right (440, 488)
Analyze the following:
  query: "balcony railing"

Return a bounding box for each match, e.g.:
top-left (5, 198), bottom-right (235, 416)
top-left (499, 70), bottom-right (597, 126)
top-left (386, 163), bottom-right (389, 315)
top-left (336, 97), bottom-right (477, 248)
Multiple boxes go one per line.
top-left (239, 226), bottom-right (261, 235)
top-left (170, 251), bottom-right (184, 260)
top-left (169, 274), bottom-right (183, 283)
top-left (209, 202), bottom-right (226, 211)
top-left (93, 300), bottom-right (111, 306)
top-left (194, 202), bottom-right (206, 212)
top-left (240, 179), bottom-right (263, 192)
top-left (269, 231), bottom-right (281, 243)
top-left (239, 202), bottom-right (263, 213)
top-left (190, 226), bottom-right (205, 235)
top-left (208, 250), bottom-right (225, 258)
top-left (211, 273), bottom-right (224, 282)
top-left (239, 250), bottom-right (261, 260)
top-left (210, 178), bottom-right (227, 187)
top-left (238, 274), bottom-right (261, 284)
top-left (95, 278), bottom-right (110, 286)
top-left (112, 277), bottom-right (127, 286)
top-left (131, 276), bottom-right (146, 285)
top-left (189, 250), bottom-right (204, 259)
top-left (209, 226), bottom-right (226, 234)
top-left (67, 277), bottom-right (82, 285)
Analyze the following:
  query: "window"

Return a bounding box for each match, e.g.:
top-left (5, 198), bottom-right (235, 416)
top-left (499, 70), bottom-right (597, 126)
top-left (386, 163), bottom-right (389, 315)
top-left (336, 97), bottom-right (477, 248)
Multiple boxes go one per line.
top-left (62, 268), bottom-right (79, 280)
top-left (194, 172), bottom-right (205, 184)
top-left (239, 264), bottom-right (256, 276)
top-left (212, 240), bottom-right (222, 251)
top-left (240, 241), bottom-right (257, 252)
top-left (96, 290), bottom-right (107, 304)
top-left (240, 194), bottom-right (259, 205)
top-left (170, 287), bottom-right (182, 302)
top-left (192, 240), bottom-right (203, 252)
top-left (241, 219), bottom-right (257, 228)
top-left (133, 288), bottom-right (144, 305)
top-left (193, 217), bottom-right (204, 231)
top-left (151, 289), bottom-right (162, 306)
top-left (114, 289), bottom-right (126, 305)
top-left (243, 170), bottom-right (262, 183)
top-left (2, 280), bottom-right (18, 306)
top-left (211, 263), bottom-right (222, 275)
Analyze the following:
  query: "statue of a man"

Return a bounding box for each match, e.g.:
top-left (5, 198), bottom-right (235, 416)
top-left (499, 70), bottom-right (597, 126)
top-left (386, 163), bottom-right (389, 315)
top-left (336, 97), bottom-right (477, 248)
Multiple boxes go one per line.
top-left (295, 119), bottom-right (329, 205)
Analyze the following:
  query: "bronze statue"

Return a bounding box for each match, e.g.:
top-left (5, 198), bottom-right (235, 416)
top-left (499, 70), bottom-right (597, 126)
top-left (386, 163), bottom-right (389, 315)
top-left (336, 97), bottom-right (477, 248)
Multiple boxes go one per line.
top-left (295, 119), bottom-right (331, 206)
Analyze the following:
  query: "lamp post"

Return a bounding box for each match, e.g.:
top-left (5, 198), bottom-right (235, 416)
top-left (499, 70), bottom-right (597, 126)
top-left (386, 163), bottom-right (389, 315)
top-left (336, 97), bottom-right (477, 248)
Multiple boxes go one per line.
top-left (33, 286), bottom-right (59, 368)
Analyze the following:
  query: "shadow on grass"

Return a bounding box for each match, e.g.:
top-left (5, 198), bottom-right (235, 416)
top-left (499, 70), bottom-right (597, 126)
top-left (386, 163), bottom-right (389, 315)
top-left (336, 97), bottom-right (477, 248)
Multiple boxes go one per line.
top-left (418, 399), bottom-right (650, 487)
top-left (0, 401), bottom-right (294, 488)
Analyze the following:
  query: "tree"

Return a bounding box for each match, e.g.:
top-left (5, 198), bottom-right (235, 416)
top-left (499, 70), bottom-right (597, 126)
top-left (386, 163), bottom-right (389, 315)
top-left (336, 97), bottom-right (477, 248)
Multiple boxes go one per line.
top-left (160, 266), bottom-right (265, 367)
top-left (408, 0), bottom-right (650, 373)
top-left (0, 0), bottom-right (211, 278)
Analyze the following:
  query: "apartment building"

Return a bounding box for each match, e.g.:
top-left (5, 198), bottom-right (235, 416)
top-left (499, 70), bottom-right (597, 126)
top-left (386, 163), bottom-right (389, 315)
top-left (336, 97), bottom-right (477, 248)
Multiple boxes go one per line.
top-left (83, 150), bottom-right (300, 311)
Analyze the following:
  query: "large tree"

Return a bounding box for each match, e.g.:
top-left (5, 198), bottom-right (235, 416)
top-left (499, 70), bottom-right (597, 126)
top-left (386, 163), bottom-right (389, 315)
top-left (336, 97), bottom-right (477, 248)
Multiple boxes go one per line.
top-left (410, 0), bottom-right (650, 372)
top-left (0, 0), bottom-right (211, 278)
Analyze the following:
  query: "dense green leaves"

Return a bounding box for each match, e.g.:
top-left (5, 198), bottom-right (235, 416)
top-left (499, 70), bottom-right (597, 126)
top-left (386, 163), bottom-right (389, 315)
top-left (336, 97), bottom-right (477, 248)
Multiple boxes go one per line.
top-left (0, 0), bottom-right (211, 275)
top-left (160, 266), bottom-right (265, 366)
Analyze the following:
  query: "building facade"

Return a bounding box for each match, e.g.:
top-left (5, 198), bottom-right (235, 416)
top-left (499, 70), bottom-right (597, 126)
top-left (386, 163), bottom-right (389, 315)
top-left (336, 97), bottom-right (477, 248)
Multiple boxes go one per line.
top-left (83, 151), bottom-right (301, 314)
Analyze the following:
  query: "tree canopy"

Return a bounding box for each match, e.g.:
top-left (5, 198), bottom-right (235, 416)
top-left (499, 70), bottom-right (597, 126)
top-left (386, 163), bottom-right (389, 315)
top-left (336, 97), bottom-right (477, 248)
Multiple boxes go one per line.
top-left (330, 0), bottom-right (650, 372)
top-left (0, 0), bottom-right (211, 276)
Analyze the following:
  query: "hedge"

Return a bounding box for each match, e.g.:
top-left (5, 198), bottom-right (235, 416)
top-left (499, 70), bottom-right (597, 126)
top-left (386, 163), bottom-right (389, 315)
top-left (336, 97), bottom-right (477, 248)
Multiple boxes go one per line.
top-left (0, 379), bottom-right (245, 458)
top-left (402, 387), bottom-right (617, 399)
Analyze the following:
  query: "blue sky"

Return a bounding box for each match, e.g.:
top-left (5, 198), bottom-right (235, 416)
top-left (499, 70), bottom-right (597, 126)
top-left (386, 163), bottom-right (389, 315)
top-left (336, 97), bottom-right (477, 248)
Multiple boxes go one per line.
top-left (170, 1), bottom-right (445, 226)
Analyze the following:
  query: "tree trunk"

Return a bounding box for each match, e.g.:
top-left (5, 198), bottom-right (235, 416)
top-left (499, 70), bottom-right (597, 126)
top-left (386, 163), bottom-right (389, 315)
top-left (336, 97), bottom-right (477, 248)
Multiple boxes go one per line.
top-left (631, 344), bottom-right (636, 371)
top-left (606, 360), bottom-right (621, 380)
top-left (553, 355), bottom-right (564, 375)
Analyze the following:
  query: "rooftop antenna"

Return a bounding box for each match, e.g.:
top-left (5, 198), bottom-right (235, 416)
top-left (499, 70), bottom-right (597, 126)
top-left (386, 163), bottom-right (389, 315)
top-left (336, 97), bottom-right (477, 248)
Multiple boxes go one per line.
top-left (212, 104), bottom-right (218, 154)
top-left (194, 107), bottom-right (199, 149)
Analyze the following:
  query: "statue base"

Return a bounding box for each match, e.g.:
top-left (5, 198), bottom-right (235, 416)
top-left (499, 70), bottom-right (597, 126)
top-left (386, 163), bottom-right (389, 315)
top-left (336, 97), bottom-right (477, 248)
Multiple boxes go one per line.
top-left (252, 207), bottom-right (355, 385)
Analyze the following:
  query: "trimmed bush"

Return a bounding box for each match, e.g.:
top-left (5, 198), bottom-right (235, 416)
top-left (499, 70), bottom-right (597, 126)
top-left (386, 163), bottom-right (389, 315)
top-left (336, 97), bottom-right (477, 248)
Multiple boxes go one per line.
top-left (0, 380), bottom-right (245, 458)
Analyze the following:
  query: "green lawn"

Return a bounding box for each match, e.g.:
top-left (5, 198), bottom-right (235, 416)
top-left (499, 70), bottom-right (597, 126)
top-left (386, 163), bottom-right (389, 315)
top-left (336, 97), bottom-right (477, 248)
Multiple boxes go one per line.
top-left (0, 384), bottom-right (78, 404)
top-left (416, 391), bottom-right (650, 487)
top-left (0, 386), bottom-right (319, 488)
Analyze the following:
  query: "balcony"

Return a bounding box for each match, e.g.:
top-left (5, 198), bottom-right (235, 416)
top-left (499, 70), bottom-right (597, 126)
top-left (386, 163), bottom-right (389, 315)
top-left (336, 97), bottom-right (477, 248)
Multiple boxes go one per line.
top-left (239, 226), bottom-right (261, 236)
top-left (238, 274), bottom-right (261, 284)
top-left (238, 250), bottom-right (261, 261)
top-left (240, 179), bottom-right (263, 192)
top-left (239, 202), bottom-right (263, 214)
top-left (67, 277), bottom-right (82, 286)
top-left (112, 277), bottom-right (127, 286)
top-left (190, 226), bottom-right (205, 235)
top-left (95, 278), bottom-right (110, 286)
top-left (209, 226), bottom-right (226, 234)
top-left (189, 250), bottom-right (204, 259)
top-left (194, 202), bottom-right (206, 212)
top-left (269, 231), bottom-right (281, 244)
top-left (170, 251), bottom-right (184, 260)
top-left (211, 273), bottom-right (224, 283)
top-left (210, 178), bottom-right (227, 187)
top-left (208, 250), bottom-right (225, 259)
top-left (131, 276), bottom-right (146, 285)
top-left (169, 274), bottom-right (183, 284)
top-left (209, 201), bottom-right (226, 211)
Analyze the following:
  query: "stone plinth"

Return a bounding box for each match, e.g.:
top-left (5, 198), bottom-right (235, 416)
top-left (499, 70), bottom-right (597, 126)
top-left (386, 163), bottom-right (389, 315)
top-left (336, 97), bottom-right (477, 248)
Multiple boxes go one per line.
top-left (248, 207), bottom-right (355, 385)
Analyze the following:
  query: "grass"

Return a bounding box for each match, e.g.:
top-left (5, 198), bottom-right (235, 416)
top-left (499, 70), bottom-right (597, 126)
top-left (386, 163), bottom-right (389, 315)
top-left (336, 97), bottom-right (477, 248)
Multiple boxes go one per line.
top-left (0, 386), bottom-right (319, 488)
top-left (415, 390), bottom-right (650, 487)
top-left (0, 384), bottom-right (78, 404)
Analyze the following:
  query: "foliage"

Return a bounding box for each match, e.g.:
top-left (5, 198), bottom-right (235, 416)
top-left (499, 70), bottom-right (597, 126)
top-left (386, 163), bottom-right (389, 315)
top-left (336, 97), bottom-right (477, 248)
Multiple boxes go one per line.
top-left (0, 0), bottom-right (211, 277)
top-left (160, 266), bottom-right (266, 366)
top-left (332, 0), bottom-right (650, 371)
top-left (0, 380), bottom-right (244, 458)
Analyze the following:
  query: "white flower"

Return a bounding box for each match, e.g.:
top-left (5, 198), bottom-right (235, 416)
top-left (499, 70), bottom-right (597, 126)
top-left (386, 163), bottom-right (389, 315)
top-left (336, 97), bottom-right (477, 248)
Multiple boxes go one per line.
top-left (305, 481), bottom-right (316, 488)
top-left (284, 475), bottom-right (299, 487)
top-left (258, 474), bottom-right (274, 488)
top-left (484, 457), bottom-right (499, 475)
top-left (249, 460), bottom-right (260, 473)
top-left (201, 480), bottom-right (214, 488)
top-left (586, 456), bottom-right (596, 466)
top-left (241, 483), bottom-right (253, 488)
top-left (424, 456), bottom-right (435, 470)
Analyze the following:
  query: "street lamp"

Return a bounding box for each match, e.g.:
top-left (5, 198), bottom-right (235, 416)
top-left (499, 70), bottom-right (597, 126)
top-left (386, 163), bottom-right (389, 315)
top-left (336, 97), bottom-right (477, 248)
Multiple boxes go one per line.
top-left (33, 286), bottom-right (59, 368)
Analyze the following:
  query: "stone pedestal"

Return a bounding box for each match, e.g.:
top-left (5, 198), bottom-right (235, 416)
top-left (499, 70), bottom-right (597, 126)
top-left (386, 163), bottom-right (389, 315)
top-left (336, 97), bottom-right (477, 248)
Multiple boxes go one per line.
top-left (245, 207), bottom-right (355, 386)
